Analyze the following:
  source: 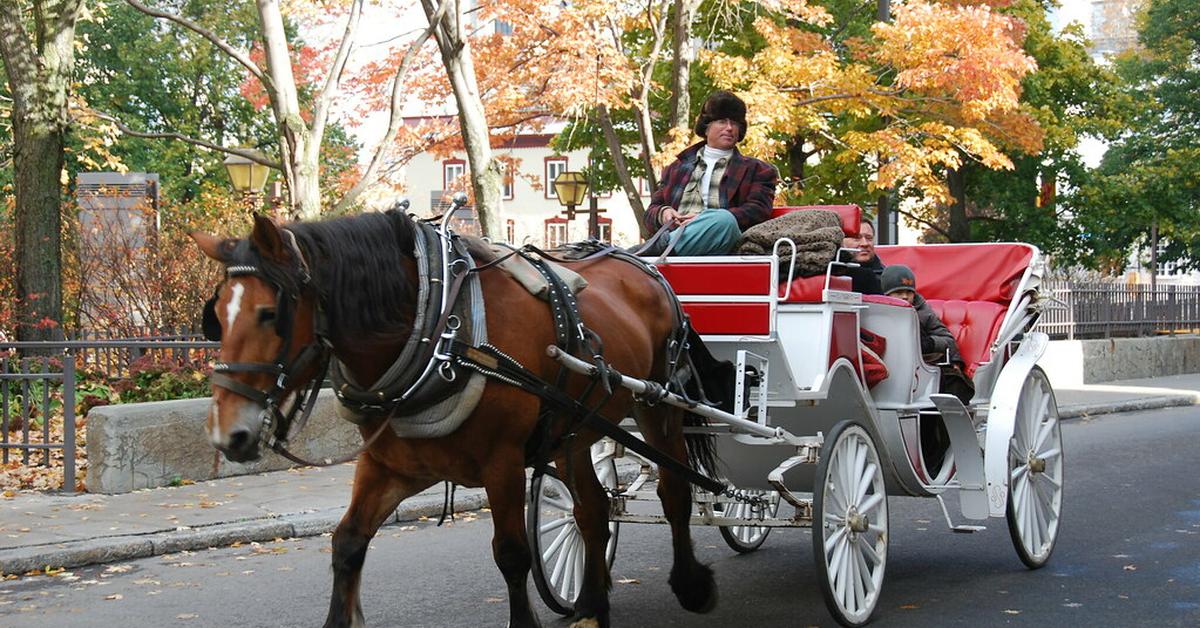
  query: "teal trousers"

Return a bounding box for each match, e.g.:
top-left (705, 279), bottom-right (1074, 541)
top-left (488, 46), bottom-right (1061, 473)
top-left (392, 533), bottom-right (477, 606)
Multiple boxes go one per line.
top-left (669, 209), bottom-right (742, 256)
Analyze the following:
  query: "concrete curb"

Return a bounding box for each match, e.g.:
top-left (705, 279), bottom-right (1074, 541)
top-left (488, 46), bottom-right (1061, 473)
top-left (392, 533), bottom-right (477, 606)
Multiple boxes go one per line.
top-left (1058, 394), bottom-right (1197, 419)
top-left (0, 489), bottom-right (489, 576)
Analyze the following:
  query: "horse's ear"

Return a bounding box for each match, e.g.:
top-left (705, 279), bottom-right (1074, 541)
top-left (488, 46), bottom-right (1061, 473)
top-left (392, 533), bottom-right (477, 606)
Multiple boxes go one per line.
top-left (250, 214), bottom-right (289, 263)
top-left (191, 232), bottom-right (229, 263)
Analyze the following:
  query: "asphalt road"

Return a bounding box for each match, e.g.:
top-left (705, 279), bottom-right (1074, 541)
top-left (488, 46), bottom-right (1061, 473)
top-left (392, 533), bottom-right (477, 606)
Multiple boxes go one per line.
top-left (3, 406), bottom-right (1199, 627)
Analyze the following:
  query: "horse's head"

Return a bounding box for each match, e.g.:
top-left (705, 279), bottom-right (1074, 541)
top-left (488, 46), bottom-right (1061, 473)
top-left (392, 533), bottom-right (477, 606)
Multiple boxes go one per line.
top-left (191, 215), bottom-right (325, 463)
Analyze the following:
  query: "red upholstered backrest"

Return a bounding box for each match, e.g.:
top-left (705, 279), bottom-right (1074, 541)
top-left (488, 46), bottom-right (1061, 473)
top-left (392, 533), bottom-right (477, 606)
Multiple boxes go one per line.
top-left (782, 274), bottom-right (853, 302)
top-left (925, 300), bottom-right (1007, 377)
top-left (770, 205), bottom-right (862, 237)
top-left (876, 243), bottom-right (1034, 305)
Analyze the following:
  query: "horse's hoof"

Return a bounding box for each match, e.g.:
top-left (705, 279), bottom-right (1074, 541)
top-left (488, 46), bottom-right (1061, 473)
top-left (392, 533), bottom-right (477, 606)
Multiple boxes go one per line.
top-left (669, 562), bottom-right (718, 614)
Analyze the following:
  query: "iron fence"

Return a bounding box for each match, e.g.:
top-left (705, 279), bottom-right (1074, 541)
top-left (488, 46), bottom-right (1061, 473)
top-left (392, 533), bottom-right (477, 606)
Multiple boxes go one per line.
top-left (0, 339), bottom-right (218, 493)
top-left (1040, 281), bottom-right (1200, 339)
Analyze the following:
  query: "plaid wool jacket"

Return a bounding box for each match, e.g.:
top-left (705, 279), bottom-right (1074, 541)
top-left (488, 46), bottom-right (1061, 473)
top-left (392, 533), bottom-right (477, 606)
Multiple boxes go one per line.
top-left (645, 142), bottom-right (779, 233)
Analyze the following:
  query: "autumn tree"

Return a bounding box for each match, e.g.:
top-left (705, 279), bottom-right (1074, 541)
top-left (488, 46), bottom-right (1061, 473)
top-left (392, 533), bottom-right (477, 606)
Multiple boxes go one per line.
top-left (0, 0), bottom-right (85, 341)
top-left (697, 0), bottom-right (1043, 241)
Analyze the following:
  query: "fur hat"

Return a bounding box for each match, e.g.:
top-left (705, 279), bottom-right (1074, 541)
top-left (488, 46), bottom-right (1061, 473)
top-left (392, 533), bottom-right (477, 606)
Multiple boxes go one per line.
top-left (693, 90), bottom-right (748, 141)
top-left (881, 264), bottom-right (918, 296)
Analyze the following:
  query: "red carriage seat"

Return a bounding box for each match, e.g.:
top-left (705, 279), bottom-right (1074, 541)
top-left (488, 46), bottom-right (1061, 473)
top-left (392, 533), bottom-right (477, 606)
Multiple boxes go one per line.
top-left (770, 205), bottom-right (862, 236)
top-left (876, 244), bottom-right (1035, 377)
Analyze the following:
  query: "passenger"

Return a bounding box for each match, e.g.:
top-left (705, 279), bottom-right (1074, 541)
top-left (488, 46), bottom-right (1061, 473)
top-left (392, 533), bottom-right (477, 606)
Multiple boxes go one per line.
top-left (881, 265), bottom-right (975, 404)
top-left (845, 221), bottom-right (885, 278)
top-left (837, 221), bottom-right (884, 294)
top-left (642, 90), bottom-right (778, 256)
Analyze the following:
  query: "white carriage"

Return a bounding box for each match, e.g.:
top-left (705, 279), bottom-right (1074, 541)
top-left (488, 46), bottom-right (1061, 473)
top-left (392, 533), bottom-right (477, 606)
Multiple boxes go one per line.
top-left (528, 205), bottom-right (1063, 626)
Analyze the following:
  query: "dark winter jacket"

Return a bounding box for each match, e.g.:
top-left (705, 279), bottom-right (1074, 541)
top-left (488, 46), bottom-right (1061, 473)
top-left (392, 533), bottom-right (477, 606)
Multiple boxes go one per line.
top-left (913, 292), bottom-right (963, 365)
top-left (861, 255), bottom-right (886, 278)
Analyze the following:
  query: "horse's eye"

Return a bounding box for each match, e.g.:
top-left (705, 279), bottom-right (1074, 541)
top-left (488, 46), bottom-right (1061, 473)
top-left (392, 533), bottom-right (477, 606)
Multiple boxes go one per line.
top-left (257, 307), bottom-right (277, 325)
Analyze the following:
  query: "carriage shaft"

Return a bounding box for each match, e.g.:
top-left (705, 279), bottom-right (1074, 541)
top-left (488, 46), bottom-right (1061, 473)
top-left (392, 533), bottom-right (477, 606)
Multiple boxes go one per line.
top-left (546, 346), bottom-right (795, 442)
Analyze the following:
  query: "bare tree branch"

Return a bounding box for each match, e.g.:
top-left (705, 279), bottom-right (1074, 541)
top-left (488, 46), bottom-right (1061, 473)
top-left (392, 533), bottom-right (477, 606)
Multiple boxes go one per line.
top-left (897, 207), bottom-right (951, 240)
top-left (311, 0), bottom-right (364, 150)
top-left (124, 0), bottom-right (267, 86)
top-left (87, 108), bottom-right (282, 169)
top-left (333, 0), bottom-right (446, 213)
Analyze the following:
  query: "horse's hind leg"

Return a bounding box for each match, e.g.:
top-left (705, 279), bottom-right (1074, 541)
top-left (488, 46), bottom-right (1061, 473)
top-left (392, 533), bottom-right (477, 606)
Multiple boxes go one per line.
top-left (560, 444), bottom-right (614, 627)
top-left (324, 454), bottom-right (433, 628)
top-left (483, 449), bottom-right (544, 628)
top-left (633, 405), bottom-right (718, 614)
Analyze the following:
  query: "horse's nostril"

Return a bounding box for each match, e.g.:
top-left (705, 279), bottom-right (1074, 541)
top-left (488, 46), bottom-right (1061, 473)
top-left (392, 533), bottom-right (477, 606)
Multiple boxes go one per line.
top-left (227, 428), bottom-right (253, 453)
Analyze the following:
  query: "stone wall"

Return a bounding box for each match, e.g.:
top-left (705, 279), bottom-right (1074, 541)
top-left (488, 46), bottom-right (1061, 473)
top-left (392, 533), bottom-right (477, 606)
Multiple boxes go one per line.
top-left (1038, 335), bottom-right (1200, 387)
top-left (85, 391), bottom-right (361, 494)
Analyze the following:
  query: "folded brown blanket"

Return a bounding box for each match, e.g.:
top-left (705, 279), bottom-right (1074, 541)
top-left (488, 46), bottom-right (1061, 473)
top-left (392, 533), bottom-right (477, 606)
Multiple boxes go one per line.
top-left (736, 210), bottom-right (843, 277)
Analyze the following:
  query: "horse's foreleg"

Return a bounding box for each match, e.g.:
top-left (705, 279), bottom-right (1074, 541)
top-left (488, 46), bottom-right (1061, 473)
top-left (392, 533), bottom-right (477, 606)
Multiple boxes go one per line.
top-left (634, 406), bottom-right (718, 614)
top-left (561, 445), bottom-right (613, 628)
top-left (324, 455), bottom-right (432, 628)
top-left (484, 452), bottom-right (543, 628)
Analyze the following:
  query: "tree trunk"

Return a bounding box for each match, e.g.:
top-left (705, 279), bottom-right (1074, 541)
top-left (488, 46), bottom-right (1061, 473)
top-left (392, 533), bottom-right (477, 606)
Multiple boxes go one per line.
top-left (422, 0), bottom-right (502, 238)
top-left (947, 166), bottom-right (970, 242)
top-left (597, 105), bottom-right (648, 238)
top-left (11, 116), bottom-right (66, 341)
top-left (0, 0), bottom-right (83, 341)
top-left (667, 0), bottom-right (697, 130)
top-left (256, 0), bottom-right (321, 219)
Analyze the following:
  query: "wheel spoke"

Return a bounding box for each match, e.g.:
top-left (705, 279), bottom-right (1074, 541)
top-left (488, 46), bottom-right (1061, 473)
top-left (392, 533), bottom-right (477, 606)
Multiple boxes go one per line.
top-left (1011, 463), bottom-right (1029, 482)
top-left (854, 462), bottom-right (878, 505)
top-left (1039, 447), bottom-right (1062, 461)
top-left (1033, 416), bottom-right (1057, 452)
top-left (858, 492), bottom-right (884, 516)
top-left (539, 515), bottom-right (574, 535)
top-left (851, 540), bottom-right (867, 611)
top-left (545, 493), bottom-right (573, 513)
top-left (824, 525), bottom-right (848, 553)
top-left (543, 521), bottom-right (574, 561)
top-left (551, 532), bottom-right (576, 585)
top-left (857, 535), bottom-right (882, 566)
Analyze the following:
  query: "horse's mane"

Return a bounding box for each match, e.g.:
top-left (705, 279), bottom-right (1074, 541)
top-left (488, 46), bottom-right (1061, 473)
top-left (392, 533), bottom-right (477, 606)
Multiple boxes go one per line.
top-left (282, 210), bottom-right (418, 343)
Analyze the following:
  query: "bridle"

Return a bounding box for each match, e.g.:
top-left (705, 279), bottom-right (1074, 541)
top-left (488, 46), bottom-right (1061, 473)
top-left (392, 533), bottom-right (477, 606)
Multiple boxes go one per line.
top-left (202, 232), bottom-right (330, 455)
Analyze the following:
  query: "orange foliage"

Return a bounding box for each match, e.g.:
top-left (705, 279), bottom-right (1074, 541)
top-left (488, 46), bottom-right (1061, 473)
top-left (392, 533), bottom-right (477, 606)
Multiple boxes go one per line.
top-left (703, 0), bottom-right (1045, 206)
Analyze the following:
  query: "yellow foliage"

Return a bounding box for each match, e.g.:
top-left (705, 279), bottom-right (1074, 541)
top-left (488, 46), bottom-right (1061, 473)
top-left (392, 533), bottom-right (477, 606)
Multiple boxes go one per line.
top-left (704, 0), bottom-right (1044, 203)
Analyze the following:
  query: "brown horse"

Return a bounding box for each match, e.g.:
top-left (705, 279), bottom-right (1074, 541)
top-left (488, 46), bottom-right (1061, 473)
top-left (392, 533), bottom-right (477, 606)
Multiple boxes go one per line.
top-left (191, 212), bottom-right (717, 628)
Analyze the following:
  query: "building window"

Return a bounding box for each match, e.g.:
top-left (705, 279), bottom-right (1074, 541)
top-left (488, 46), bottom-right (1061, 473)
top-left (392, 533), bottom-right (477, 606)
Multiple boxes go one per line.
top-left (597, 217), bottom-right (612, 243)
top-left (506, 219), bottom-right (516, 244)
top-left (502, 163), bottom-right (515, 200)
top-left (443, 159), bottom-right (466, 191)
top-left (545, 157), bottom-right (568, 199)
top-left (544, 217), bottom-right (568, 248)
top-left (494, 20), bottom-right (513, 36)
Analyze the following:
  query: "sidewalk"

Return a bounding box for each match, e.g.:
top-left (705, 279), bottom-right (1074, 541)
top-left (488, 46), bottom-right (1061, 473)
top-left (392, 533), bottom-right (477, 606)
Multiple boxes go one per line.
top-left (4, 373), bottom-right (1200, 576)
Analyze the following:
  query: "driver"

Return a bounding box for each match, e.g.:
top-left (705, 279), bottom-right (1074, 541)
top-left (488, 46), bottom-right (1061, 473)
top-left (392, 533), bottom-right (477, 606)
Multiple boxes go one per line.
top-left (642, 90), bottom-right (778, 256)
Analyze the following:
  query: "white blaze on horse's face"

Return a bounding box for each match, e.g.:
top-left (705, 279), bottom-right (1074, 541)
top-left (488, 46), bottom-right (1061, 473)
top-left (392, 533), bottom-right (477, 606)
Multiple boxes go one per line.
top-left (225, 281), bottom-right (245, 331)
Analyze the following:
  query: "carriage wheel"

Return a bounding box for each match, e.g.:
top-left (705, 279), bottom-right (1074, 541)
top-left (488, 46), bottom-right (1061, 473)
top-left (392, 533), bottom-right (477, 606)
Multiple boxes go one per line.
top-left (717, 490), bottom-right (781, 553)
top-left (526, 449), bottom-right (620, 616)
top-left (813, 420), bottom-right (889, 627)
top-left (1005, 366), bottom-right (1063, 569)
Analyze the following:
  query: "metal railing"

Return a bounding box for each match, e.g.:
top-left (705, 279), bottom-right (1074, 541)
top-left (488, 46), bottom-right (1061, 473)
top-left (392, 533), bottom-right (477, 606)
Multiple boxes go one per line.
top-left (0, 339), bottom-right (219, 493)
top-left (1040, 281), bottom-right (1200, 339)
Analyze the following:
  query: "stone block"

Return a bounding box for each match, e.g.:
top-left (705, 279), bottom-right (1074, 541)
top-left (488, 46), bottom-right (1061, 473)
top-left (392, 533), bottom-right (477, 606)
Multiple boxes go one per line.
top-left (86, 391), bottom-right (361, 494)
top-left (1040, 335), bottom-right (1200, 387)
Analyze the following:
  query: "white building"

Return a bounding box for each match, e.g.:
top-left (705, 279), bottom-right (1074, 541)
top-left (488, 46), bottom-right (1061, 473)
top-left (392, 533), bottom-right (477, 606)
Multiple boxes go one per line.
top-left (401, 117), bottom-right (650, 248)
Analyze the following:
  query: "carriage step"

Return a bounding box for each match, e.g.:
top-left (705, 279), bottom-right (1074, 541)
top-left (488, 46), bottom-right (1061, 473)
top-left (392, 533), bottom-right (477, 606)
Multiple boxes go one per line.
top-left (936, 494), bottom-right (986, 533)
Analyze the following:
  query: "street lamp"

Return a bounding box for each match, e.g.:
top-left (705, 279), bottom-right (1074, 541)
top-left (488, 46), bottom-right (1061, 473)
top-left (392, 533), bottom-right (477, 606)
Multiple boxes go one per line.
top-left (223, 149), bottom-right (270, 213)
top-left (553, 171), bottom-right (588, 221)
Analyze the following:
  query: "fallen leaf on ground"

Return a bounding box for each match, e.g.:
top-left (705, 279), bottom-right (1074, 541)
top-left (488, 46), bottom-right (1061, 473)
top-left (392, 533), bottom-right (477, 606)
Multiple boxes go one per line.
top-left (104, 594), bottom-right (123, 600)
top-left (1123, 564), bottom-right (1137, 571)
top-left (616, 578), bottom-right (640, 585)
top-left (1002, 609), bottom-right (1020, 615)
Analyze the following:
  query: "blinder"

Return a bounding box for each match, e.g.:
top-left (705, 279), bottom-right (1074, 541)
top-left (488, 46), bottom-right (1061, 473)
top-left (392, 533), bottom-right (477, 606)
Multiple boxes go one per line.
top-left (202, 291), bottom-right (222, 341)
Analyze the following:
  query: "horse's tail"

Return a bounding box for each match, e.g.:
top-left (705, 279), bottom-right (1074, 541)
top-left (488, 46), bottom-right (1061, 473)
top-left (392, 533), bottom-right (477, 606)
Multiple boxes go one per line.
top-left (683, 411), bottom-right (721, 479)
